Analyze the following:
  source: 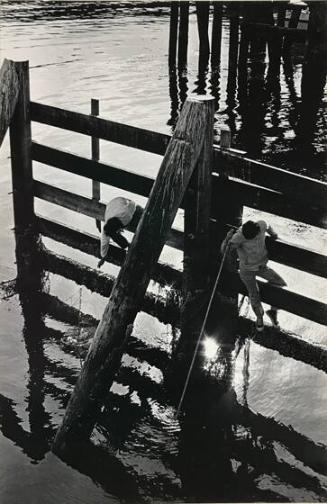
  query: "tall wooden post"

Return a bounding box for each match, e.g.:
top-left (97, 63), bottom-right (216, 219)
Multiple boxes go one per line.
top-left (175, 94), bottom-right (215, 369)
top-left (169, 2), bottom-right (179, 67)
top-left (215, 127), bottom-right (242, 304)
top-left (53, 96), bottom-right (215, 454)
top-left (211, 2), bottom-right (222, 66)
top-left (91, 98), bottom-right (101, 232)
top-left (9, 61), bottom-right (34, 234)
top-left (9, 61), bottom-right (43, 305)
top-left (178, 1), bottom-right (189, 68)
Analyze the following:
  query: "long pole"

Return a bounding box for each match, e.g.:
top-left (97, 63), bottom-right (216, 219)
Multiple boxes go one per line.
top-left (91, 98), bottom-right (101, 232)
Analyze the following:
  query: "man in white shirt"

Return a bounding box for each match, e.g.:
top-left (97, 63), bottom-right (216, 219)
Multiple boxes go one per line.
top-left (221, 220), bottom-right (286, 332)
top-left (98, 197), bottom-right (143, 268)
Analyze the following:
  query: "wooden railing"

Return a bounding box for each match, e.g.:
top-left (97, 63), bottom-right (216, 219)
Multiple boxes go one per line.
top-left (27, 101), bottom-right (327, 326)
top-left (1, 58), bottom-right (327, 327)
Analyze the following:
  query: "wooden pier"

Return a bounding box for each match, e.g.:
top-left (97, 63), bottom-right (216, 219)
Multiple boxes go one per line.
top-left (1, 57), bottom-right (327, 454)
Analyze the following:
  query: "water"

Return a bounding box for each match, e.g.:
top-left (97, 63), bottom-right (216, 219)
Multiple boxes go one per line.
top-left (0, 2), bottom-right (327, 502)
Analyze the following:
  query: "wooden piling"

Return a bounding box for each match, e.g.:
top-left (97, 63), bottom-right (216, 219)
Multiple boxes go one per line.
top-left (9, 61), bottom-right (34, 234)
top-left (0, 59), bottom-right (20, 146)
top-left (178, 1), bottom-right (189, 68)
top-left (52, 95), bottom-right (215, 454)
top-left (179, 93), bottom-right (215, 357)
top-left (91, 99), bottom-right (101, 232)
top-left (211, 2), bottom-right (222, 65)
top-left (169, 2), bottom-right (179, 67)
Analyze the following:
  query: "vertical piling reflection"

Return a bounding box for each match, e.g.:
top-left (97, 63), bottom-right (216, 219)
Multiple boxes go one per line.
top-left (14, 224), bottom-right (51, 459)
top-left (176, 299), bottom-right (239, 501)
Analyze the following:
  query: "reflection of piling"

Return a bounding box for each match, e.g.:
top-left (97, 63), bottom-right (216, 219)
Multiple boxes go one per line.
top-left (91, 98), bottom-right (101, 232)
top-left (178, 1), bottom-right (189, 68)
top-left (168, 2), bottom-right (179, 67)
top-left (226, 4), bottom-right (240, 107)
top-left (298, 2), bottom-right (327, 142)
top-left (211, 2), bottom-right (222, 66)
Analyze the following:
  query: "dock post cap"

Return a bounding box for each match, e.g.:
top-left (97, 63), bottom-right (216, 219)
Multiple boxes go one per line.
top-left (186, 94), bottom-right (215, 102)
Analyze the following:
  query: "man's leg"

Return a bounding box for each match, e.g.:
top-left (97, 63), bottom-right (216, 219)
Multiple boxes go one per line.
top-left (239, 269), bottom-right (264, 330)
top-left (258, 265), bottom-right (287, 326)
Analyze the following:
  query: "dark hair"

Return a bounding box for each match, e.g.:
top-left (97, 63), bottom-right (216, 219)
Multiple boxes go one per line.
top-left (242, 220), bottom-right (260, 240)
top-left (103, 217), bottom-right (122, 236)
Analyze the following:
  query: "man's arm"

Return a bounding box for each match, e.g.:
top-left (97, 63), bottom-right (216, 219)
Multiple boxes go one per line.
top-left (267, 224), bottom-right (278, 240)
top-left (220, 229), bottom-right (236, 255)
top-left (111, 231), bottom-right (129, 250)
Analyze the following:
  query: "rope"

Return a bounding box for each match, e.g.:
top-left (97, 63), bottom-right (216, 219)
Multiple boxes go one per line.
top-left (176, 241), bottom-right (231, 417)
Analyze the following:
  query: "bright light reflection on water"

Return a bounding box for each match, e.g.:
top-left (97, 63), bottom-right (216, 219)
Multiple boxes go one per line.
top-left (203, 337), bottom-right (219, 360)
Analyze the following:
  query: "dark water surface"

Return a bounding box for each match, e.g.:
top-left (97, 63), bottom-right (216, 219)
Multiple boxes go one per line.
top-left (0, 2), bottom-right (327, 503)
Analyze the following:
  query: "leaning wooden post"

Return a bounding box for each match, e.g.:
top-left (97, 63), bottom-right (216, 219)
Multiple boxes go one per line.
top-left (91, 98), bottom-right (101, 232)
top-left (169, 1), bottom-right (179, 67)
top-left (178, 1), bottom-right (189, 68)
top-left (53, 95), bottom-right (215, 454)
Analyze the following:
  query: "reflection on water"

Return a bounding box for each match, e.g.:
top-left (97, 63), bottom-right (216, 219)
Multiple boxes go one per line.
top-left (0, 2), bottom-right (327, 503)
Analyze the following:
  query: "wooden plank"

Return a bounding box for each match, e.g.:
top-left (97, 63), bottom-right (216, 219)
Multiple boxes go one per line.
top-left (36, 216), bottom-right (182, 289)
top-left (30, 101), bottom-right (327, 213)
top-left (214, 149), bottom-right (327, 211)
top-left (212, 176), bottom-right (327, 230)
top-left (41, 249), bottom-right (180, 326)
top-left (34, 181), bottom-right (327, 278)
top-left (32, 142), bottom-right (154, 196)
top-left (228, 272), bottom-right (327, 326)
top-left (32, 142), bottom-right (327, 227)
top-left (33, 181), bottom-right (183, 250)
top-left (0, 59), bottom-right (20, 147)
top-left (30, 102), bottom-right (170, 156)
top-left (52, 96), bottom-right (215, 452)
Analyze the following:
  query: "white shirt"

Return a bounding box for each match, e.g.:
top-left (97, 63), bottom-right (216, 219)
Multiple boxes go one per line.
top-left (100, 197), bottom-right (136, 258)
top-left (231, 220), bottom-right (268, 271)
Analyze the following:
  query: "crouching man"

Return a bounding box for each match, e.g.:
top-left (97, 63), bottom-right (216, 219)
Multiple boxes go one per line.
top-left (221, 220), bottom-right (286, 332)
top-left (98, 197), bottom-right (143, 268)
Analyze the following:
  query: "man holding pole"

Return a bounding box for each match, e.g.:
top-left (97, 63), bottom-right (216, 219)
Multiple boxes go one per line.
top-left (221, 220), bottom-right (287, 331)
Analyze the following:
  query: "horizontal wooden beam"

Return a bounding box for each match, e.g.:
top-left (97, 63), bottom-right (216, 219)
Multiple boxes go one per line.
top-left (32, 142), bottom-right (153, 197)
top-left (0, 59), bottom-right (20, 147)
top-left (36, 216), bottom-right (182, 289)
top-left (34, 166), bottom-right (327, 277)
top-left (212, 176), bottom-right (327, 230)
top-left (33, 180), bottom-right (183, 250)
top-left (226, 272), bottom-right (327, 326)
top-left (30, 102), bottom-right (170, 156)
top-left (214, 150), bottom-right (327, 212)
top-left (41, 248), bottom-right (180, 325)
top-left (31, 102), bottom-right (327, 217)
top-left (37, 212), bottom-right (327, 324)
